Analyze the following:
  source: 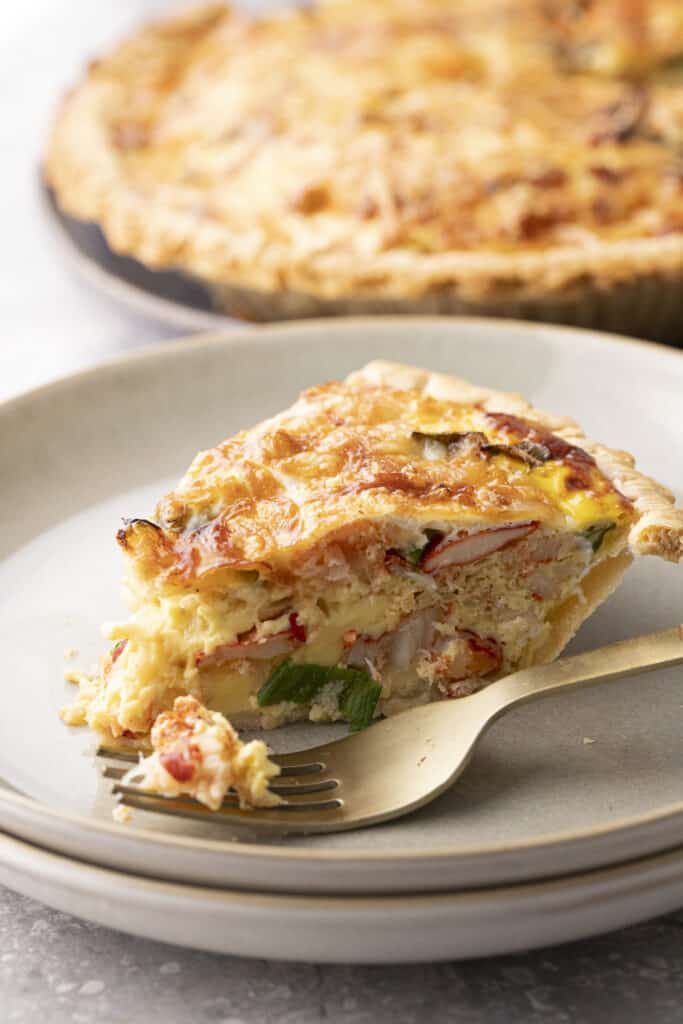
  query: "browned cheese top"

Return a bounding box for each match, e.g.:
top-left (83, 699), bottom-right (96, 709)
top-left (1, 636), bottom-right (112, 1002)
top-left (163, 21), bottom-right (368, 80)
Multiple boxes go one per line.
top-left (118, 374), bottom-right (635, 585)
top-left (46, 0), bottom-right (683, 300)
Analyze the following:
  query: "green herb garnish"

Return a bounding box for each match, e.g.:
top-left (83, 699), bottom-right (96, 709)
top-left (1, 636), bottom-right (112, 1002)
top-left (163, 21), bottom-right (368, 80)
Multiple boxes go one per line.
top-left (339, 675), bottom-right (383, 732)
top-left (581, 521), bottom-right (616, 553)
top-left (110, 639), bottom-right (126, 656)
top-left (398, 529), bottom-right (443, 568)
top-left (403, 545), bottom-right (425, 567)
top-left (257, 660), bottom-right (381, 732)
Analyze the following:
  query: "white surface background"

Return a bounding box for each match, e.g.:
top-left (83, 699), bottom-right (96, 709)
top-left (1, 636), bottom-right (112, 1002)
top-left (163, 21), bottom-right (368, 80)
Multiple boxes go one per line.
top-left (1, 2), bottom-right (189, 402)
top-left (1, 4), bottom-right (683, 1021)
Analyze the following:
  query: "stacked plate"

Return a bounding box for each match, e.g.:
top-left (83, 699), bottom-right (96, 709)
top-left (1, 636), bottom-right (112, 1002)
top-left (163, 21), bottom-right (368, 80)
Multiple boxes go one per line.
top-left (1, 320), bottom-right (682, 962)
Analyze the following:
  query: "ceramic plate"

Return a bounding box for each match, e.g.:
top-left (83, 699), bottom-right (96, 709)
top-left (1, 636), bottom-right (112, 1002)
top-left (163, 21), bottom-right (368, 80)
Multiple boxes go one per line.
top-left (3, 829), bottom-right (683, 962)
top-left (1, 319), bottom-right (682, 900)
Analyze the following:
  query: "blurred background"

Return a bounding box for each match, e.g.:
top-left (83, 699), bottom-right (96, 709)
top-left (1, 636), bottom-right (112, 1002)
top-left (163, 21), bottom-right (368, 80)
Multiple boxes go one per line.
top-left (7, 1), bottom-right (683, 399)
top-left (2, 3), bottom-right (178, 399)
top-left (3, 1), bottom-right (293, 400)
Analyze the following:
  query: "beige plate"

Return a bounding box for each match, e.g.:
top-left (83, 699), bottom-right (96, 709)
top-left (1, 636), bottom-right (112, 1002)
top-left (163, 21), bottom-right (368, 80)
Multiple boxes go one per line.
top-left (2, 828), bottom-right (683, 962)
top-left (0, 319), bottom-right (682, 898)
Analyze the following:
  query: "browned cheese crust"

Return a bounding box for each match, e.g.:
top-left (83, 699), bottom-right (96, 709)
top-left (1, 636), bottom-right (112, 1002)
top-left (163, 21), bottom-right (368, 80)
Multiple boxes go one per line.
top-left (117, 361), bottom-right (682, 593)
top-left (45, 1), bottom-right (683, 306)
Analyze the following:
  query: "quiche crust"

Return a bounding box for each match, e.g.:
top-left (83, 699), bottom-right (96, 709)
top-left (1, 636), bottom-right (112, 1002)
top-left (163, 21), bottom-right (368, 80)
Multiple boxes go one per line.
top-left (352, 361), bottom-right (683, 561)
top-left (45, 2), bottom-right (683, 334)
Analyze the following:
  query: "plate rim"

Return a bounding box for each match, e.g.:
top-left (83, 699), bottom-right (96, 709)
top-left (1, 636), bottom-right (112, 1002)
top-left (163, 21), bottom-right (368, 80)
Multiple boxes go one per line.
top-left (3, 312), bottom-right (683, 418)
top-left (3, 782), bottom-right (683, 891)
top-left (2, 316), bottom-right (683, 890)
top-left (2, 827), bottom-right (683, 961)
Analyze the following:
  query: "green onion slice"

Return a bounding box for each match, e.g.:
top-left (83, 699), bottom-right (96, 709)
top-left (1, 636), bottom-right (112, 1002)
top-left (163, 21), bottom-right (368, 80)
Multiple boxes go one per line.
top-left (581, 521), bottom-right (616, 553)
top-left (257, 660), bottom-right (381, 731)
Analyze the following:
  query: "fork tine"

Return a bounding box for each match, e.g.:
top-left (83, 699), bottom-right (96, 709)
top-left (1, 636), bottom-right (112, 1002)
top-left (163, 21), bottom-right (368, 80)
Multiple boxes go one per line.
top-left (97, 745), bottom-right (138, 763)
top-left (101, 765), bottom-right (130, 780)
top-left (111, 777), bottom-right (339, 801)
top-left (115, 794), bottom-right (239, 824)
top-left (114, 794), bottom-right (343, 832)
top-left (270, 779), bottom-right (339, 797)
top-left (101, 762), bottom-right (338, 796)
top-left (269, 750), bottom-right (329, 770)
top-left (276, 761), bottom-right (326, 777)
top-left (97, 744), bottom-right (328, 778)
top-left (112, 782), bottom-right (341, 808)
top-left (115, 788), bottom-right (342, 819)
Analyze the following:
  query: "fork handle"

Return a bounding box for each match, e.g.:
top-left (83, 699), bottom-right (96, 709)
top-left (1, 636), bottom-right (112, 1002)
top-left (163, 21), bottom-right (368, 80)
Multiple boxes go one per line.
top-left (480, 625), bottom-right (683, 717)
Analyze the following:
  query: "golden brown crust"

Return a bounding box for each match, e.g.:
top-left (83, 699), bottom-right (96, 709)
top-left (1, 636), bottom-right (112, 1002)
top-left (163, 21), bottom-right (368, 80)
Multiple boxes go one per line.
top-left (588, 444), bottom-right (683, 559)
top-left (353, 361), bottom-right (683, 561)
top-left (115, 359), bottom-right (683, 587)
top-left (44, 1), bottom-right (683, 307)
top-left (524, 550), bottom-right (634, 666)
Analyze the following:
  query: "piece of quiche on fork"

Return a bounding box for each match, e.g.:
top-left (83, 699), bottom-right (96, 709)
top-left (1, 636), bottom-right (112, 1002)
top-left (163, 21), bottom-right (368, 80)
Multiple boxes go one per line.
top-left (63, 361), bottom-right (683, 755)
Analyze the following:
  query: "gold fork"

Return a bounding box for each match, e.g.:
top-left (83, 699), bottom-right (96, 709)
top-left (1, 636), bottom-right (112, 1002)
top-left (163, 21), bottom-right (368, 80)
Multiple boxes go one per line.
top-left (100, 626), bottom-right (683, 835)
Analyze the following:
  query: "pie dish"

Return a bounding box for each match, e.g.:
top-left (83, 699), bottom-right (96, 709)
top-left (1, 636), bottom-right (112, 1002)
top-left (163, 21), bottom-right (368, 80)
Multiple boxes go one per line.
top-left (62, 360), bottom-right (683, 745)
top-left (45, 1), bottom-right (683, 338)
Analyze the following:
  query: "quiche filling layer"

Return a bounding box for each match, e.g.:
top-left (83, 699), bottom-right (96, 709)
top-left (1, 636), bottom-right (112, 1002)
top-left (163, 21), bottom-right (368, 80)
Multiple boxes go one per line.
top-left (62, 365), bottom-right (637, 739)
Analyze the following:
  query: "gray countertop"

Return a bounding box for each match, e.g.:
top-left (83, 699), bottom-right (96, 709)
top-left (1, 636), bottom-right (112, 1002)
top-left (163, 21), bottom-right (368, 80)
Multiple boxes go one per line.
top-left (2, 888), bottom-right (683, 1023)
top-left (1, 3), bottom-right (682, 1020)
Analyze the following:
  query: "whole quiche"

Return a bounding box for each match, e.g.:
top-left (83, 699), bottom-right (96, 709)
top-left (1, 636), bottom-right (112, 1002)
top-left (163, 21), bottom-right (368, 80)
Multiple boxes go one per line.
top-left (46, 0), bottom-right (683, 336)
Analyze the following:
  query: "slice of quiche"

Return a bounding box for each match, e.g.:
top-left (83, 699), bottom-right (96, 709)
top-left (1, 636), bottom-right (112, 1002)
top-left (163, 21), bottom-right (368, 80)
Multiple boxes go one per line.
top-left (62, 361), bottom-right (683, 741)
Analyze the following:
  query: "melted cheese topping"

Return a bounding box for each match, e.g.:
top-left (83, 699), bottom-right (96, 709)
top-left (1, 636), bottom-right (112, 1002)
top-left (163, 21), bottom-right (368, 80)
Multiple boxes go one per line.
top-left (119, 374), bottom-right (634, 584)
top-left (46, 0), bottom-right (683, 298)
